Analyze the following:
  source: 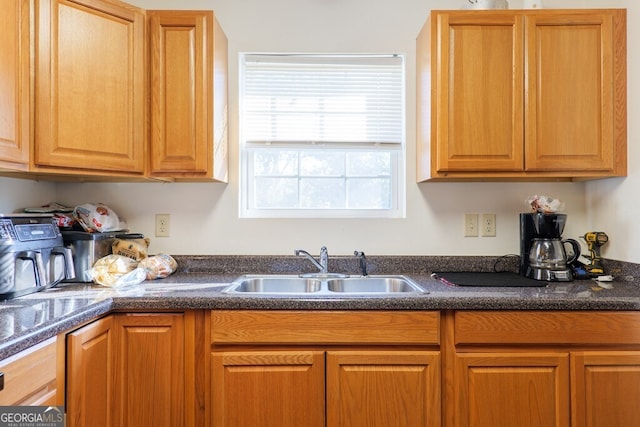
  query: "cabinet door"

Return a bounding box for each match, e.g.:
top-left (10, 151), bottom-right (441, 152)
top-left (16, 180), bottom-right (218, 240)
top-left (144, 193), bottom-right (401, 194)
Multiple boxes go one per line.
top-left (66, 315), bottom-right (115, 427)
top-left (148, 10), bottom-right (228, 181)
top-left (0, 0), bottom-right (29, 169)
top-left (524, 12), bottom-right (621, 173)
top-left (456, 353), bottom-right (570, 427)
top-left (0, 337), bottom-right (57, 406)
top-left (326, 351), bottom-right (440, 427)
top-left (34, 0), bottom-right (145, 174)
top-left (115, 313), bottom-right (185, 427)
top-left (432, 13), bottom-right (525, 173)
top-left (211, 350), bottom-right (325, 427)
top-left (571, 351), bottom-right (640, 427)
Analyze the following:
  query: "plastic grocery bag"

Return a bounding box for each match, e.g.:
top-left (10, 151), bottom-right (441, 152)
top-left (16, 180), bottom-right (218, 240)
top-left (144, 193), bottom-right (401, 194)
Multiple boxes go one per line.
top-left (138, 254), bottom-right (178, 280)
top-left (526, 195), bottom-right (565, 213)
top-left (88, 254), bottom-right (146, 288)
top-left (74, 203), bottom-right (127, 233)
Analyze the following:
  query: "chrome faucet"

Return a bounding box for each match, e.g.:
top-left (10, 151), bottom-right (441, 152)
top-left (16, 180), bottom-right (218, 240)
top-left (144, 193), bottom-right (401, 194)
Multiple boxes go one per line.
top-left (295, 246), bottom-right (329, 274)
top-left (354, 250), bottom-right (368, 276)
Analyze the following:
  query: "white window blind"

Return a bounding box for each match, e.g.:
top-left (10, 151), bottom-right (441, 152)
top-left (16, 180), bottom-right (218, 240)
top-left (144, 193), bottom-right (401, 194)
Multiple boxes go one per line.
top-left (240, 53), bottom-right (405, 218)
top-left (243, 54), bottom-right (404, 144)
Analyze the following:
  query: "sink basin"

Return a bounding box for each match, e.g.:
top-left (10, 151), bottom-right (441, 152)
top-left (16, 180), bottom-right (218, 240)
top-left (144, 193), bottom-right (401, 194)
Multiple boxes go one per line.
top-left (232, 277), bottom-right (322, 293)
top-left (327, 277), bottom-right (421, 293)
top-left (224, 275), bottom-right (425, 295)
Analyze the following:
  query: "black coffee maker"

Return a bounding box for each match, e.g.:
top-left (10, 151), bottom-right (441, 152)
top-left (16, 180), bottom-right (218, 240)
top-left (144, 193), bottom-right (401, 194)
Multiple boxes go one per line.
top-left (520, 213), bottom-right (581, 281)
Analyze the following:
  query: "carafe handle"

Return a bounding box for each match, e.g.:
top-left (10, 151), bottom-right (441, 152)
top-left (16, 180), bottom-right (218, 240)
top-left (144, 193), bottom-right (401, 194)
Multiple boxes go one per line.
top-left (562, 238), bottom-right (581, 264)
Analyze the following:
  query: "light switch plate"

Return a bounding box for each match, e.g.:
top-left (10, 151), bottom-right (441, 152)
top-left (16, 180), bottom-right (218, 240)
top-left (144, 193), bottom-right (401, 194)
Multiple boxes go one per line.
top-left (464, 213), bottom-right (479, 237)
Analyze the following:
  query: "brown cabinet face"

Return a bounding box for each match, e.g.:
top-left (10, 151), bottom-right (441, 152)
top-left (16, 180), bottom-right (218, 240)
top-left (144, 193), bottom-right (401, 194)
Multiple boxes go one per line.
top-left (326, 351), bottom-right (441, 427)
top-left (0, 0), bottom-right (30, 169)
top-left (148, 10), bottom-right (228, 182)
top-left (115, 313), bottom-right (185, 427)
top-left (211, 350), bottom-right (326, 427)
top-left (66, 313), bottom-right (186, 427)
top-left (210, 311), bottom-right (442, 427)
top-left (455, 353), bottom-right (570, 427)
top-left (450, 311), bottom-right (640, 427)
top-left (34, 0), bottom-right (145, 175)
top-left (417, 9), bottom-right (626, 181)
top-left (433, 13), bottom-right (525, 174)
top-left (571, 351), bottom-right (640, 427)
top-left (0, 338), bottom-right (57, 406)
top-left (66, 316), bottom-right (114, 427)
top-left (524, 13), bottom-right (617, 173)
top-left (2, 0), bottom-right (229, 181)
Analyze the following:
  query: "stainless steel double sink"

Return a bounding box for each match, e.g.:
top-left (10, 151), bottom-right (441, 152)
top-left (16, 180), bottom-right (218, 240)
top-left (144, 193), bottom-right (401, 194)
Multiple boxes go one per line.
top-left (224, 274), bottom-right (425, 295)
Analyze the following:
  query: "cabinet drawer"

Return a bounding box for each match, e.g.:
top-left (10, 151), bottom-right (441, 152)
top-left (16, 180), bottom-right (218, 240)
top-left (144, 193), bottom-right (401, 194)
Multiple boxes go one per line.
top-left (0, 337), bottom-right (57, 405)
top-left (212, 310), bottom-right (440, 345)
top-left (455, 311), bottom-right (640, 345)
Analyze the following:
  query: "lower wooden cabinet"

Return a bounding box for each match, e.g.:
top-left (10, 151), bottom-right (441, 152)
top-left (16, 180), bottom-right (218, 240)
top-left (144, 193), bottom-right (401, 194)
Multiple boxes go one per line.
top-left (571, 351), bottom-right (640, 427)
top-left (326, 351), bottom-right (440, 427)
top-left (455, 353), bottom-right (570, 427)
top-left (451, 311), bottom-right (640, 427)
top-left (115, 313), bottom-right (185, 427)
top-left (0, 336), bottom-right (57, 406)
top-left (60, 308), bottom-right (640, 427)
top-left (66, 315), bottom-right (115, 427)
top-left (211, 350), bottom-right (325, 427)
top-left (210, 310), bottom-right (442, 427)
top-left (66, 313), bottom-right (187, 427)
top-left (211, 349), bottom-right (440, 427)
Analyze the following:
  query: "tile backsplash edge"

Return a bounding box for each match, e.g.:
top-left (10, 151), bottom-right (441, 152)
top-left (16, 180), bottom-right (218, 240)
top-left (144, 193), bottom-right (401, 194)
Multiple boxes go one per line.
top-left (172, 254), bottom-right (521, 275)
top-left (171, 255), bottom-right (639, 280)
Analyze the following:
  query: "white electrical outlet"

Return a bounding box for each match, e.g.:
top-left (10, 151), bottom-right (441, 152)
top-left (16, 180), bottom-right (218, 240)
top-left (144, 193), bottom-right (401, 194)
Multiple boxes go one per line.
top-left (481, 213), bottom-right (496, 237)
top-left (155, 214), bottom-right (170, 237)
top-left (464, 213), bottom-right (479, 237)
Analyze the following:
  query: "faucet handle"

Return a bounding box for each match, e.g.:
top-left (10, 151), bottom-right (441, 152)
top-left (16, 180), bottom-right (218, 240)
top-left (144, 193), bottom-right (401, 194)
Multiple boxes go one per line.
top-left (354, 251), bottom-right (368, 276)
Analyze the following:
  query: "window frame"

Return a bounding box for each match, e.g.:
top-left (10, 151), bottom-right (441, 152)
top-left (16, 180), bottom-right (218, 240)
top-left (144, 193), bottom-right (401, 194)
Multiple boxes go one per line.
top-left (239, 53), bottom-right (406, 219)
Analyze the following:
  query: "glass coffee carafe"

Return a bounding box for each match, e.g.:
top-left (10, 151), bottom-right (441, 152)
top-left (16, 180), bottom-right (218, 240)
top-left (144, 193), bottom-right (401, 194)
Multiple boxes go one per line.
top-left (522, 213), bottom-right (580, 281)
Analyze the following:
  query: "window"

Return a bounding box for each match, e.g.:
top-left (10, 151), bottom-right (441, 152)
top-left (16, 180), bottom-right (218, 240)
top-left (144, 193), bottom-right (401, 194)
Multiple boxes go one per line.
top-left (240, 54), bottom-right (405, 218)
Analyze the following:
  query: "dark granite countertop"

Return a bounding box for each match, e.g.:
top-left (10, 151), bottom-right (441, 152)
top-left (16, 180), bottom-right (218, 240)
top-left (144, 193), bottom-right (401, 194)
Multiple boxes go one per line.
top-left (1, 255), bottom-right (639, 360)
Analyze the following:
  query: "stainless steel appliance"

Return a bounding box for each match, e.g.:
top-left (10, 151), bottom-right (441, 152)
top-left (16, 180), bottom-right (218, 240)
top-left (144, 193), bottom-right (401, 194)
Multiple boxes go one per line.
top-left (61, 231), bottom-right (146, 282)
top-left (520, 212), bottom-right (581, 282)
top-left (0, 214), bottom-right (75, 300)
top-left (62, 230), bottom-right (116, 282)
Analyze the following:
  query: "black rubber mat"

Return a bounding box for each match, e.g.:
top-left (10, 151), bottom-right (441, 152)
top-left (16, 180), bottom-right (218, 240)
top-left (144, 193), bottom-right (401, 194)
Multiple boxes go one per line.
top-left (432, 272), bottom-right (547, 287)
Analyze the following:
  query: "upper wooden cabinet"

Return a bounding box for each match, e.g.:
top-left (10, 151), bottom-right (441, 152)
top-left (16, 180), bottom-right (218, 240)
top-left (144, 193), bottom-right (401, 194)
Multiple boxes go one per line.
top-left (0, 0), bottom-right (229, 181)
top-left (417, 9), bottom-right (627, 181)
top-left (34, 0), bottom-right (146, 177)
top-left (148, 10), bottom-right (228, 182)
top-left (0, 0), bottom-right (30, 171)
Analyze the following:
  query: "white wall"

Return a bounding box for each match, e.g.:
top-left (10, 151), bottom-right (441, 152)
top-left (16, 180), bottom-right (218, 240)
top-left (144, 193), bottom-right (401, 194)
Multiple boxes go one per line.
top-left (0, 177), bottom-right (57, 214)
top-left (1, 0), bottom-right (634, 260)
top-left (585, 1), bottom-right (639, 262)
